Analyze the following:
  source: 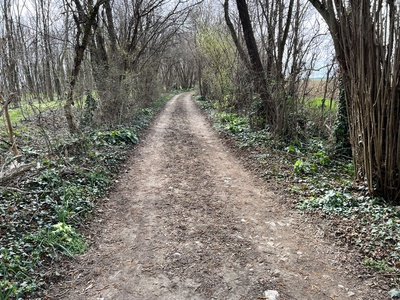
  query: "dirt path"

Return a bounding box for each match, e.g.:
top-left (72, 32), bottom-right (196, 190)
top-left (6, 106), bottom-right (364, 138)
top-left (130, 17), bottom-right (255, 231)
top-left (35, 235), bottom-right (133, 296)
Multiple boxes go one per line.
top-left (47, 93), bottom-right (384, 299)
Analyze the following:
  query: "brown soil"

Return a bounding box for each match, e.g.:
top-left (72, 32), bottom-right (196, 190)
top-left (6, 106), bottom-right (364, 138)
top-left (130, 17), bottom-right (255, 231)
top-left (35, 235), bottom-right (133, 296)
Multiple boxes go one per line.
top-left (45, 93), bottom-right (385, 299)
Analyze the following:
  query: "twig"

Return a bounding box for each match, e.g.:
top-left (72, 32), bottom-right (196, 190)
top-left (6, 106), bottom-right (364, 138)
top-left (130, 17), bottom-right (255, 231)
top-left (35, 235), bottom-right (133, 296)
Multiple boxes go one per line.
top-left (0, 186), bottom-right (26, 193)
top-left (54, 289), bottom-right (71, 298)
top-left (0, 139), bottom-right (12, 147)
top-left (0, 162), bottom-right (36, 184)
top-left (381, 273), bottom-right (400, 277)
top-left (0, 97), bottom-right (13, 117)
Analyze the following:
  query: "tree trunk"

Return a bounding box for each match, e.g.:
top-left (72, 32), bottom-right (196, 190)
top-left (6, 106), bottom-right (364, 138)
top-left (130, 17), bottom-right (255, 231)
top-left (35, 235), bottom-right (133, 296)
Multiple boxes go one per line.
top-left (224, 0), bottom-right (249, 66)
top-left (64, 0), bottom-right (108, 134)
top-left (235, 0), bottom-right (276, 127)
top-left (0, 95), bottom-right (19, 155)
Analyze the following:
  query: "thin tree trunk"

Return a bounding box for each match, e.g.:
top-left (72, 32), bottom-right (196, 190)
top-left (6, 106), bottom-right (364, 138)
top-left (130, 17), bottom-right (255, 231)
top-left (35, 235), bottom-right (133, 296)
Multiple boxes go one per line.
top-left (235, 0), bottom-right (276, 127)
top-left (0, 95), bottom-right (19, 155)
top-left (224, 0), bottom-right (249, 66)
top-left (64, 0), bottom-right (108, 134)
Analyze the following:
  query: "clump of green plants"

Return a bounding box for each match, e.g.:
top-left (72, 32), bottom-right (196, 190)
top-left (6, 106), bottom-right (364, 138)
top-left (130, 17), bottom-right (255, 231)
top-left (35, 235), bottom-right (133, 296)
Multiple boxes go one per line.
top-left (195, 95), bottom-right (215, 110)
top-left (290, 142), bottom-right (331, 176)
top-left (298, 190), bottom-right (358, 214)
top-left (215, 112), bottom-right (249, 134)
top-left (195, 95), bottom-right (274, 148)
top-left (364, 258), bottom-right (397, 272)
top-left (0, 246), bottom-right (39, 300)
top-left (285, 144), bottom-right (301, 154)
top-left (27, 222), bottom-right (86, 258)
top-left (195, 95), bottom-right (206, 101)
top-left (293, 159), bottom-right (317, 175)
top-left (313, 150), bottom-right (330, 166)
top-left (90, 128), bottom-right (139, 146)
top-left (0, 222), bottom-right (86, 299)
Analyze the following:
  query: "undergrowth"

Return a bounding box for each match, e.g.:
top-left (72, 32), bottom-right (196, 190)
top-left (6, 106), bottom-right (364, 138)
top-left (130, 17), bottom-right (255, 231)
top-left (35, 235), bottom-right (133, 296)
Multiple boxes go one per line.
top-left (195, 94), bottom-right (400, 288)
top-left (0, 92), bottom-right (174, 299)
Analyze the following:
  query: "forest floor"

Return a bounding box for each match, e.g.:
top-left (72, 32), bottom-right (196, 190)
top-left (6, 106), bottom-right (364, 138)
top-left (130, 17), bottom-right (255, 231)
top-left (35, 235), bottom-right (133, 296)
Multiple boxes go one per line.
top-left (45, 92), bottom-right (386, 299)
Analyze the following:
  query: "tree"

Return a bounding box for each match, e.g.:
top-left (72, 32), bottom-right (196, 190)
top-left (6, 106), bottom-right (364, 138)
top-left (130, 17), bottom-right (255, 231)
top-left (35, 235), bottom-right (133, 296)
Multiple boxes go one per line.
top-left (308, 0), bottom-right (400, 202)
top-left (224, 0), bottom-right (318, 135)
top-left (234, 0), bottom-right (276, 127)
top-left (0, 94), bottom-right (19, 155)
top-left (196, 24), bottom-right (237, 106)
top-left (1, 0), bottom-right (20, 100)
top-left (63, 0), bottom-right (108, 134)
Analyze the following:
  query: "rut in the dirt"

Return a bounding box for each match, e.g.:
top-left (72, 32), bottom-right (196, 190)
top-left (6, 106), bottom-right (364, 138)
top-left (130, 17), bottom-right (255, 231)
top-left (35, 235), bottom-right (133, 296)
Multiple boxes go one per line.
top-left (47, 93), bottom-right (384, 300)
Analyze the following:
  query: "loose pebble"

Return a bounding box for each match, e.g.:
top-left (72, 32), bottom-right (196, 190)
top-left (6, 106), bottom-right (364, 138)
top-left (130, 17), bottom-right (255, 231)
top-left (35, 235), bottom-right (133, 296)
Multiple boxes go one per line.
top-left (264, 290), bottom-right (280, 300)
